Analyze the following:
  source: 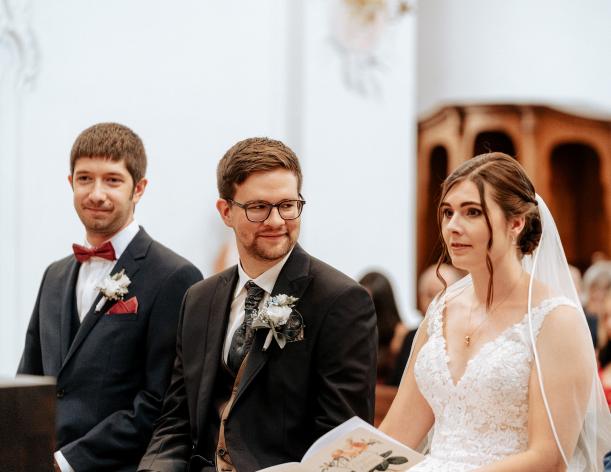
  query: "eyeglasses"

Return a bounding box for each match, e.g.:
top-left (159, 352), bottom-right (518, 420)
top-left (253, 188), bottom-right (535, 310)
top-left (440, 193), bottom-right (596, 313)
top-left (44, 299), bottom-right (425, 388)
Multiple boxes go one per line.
top-left (227, 198), bottom-right (306, 222)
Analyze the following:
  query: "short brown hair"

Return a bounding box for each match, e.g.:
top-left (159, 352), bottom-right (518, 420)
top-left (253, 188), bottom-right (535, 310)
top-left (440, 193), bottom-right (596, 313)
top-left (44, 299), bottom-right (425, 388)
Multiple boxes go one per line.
top-left (436, 152), bottom-right (540, 307)
top-left (70, 122), bottom-right (147, 184)
top-left (217, 137), bottom-right (302, 199)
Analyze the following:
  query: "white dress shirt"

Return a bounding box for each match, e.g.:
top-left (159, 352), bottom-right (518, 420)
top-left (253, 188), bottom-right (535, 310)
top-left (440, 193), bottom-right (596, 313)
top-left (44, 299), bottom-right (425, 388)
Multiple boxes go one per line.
top-left (55, 220), bottom-right (139, 472)
top-left (222, 248), bottom-right (293, 363)
top-left (75, 220), bottom-right (140, 321)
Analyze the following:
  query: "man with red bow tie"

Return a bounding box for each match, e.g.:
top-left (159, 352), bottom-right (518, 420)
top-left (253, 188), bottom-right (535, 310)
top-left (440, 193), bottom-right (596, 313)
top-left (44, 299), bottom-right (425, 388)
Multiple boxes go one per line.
top-left (18, 123), bottom-right (202, 472)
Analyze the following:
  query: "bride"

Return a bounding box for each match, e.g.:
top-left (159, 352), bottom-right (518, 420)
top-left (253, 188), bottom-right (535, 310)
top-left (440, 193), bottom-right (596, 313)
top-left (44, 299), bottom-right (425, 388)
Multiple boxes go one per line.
top-left (380, 153), bottom-right (611, 470)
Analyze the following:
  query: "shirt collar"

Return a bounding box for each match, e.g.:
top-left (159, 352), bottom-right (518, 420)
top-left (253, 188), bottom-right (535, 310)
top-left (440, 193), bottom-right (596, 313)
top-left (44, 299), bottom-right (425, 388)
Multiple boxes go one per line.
top-left (83, 220), bottom-right (140, 260)
top-left (235, 246), bottom-right (294, 298)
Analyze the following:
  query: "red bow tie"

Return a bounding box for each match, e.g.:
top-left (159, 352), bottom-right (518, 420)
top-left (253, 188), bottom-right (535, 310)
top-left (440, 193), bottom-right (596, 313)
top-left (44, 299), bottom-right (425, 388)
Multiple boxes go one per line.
top-left (72, 241), bottom-right (116, 263)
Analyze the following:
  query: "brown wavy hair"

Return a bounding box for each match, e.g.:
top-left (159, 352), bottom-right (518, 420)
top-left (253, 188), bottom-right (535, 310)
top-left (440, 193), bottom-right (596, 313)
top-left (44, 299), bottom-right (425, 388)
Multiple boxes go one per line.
top-left (70, 122), bottom-right (147, 185)
top-left (217, 137), bottom-right (302, 200)
top-left (436, 152), bottom-right (541, 307)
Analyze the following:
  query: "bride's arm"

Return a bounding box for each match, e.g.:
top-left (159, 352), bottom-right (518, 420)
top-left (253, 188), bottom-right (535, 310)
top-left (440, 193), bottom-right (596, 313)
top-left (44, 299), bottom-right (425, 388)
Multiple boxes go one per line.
top-left (379, 324), bottom-right (434, 449)
top-left (475, 305), bottom-right (593, 472)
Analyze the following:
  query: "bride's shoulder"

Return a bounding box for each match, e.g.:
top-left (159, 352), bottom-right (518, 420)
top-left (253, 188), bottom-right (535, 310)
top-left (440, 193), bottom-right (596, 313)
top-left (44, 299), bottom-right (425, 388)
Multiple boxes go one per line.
top-left (529, 279), bottom-right (584, 333)
top-left (521, 279), bottom-right (585, 336)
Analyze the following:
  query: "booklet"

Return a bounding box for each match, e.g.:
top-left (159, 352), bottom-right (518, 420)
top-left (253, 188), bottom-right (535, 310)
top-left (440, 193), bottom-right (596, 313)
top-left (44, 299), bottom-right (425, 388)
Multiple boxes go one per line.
top-left (257, 416), bottom-right (424, 471)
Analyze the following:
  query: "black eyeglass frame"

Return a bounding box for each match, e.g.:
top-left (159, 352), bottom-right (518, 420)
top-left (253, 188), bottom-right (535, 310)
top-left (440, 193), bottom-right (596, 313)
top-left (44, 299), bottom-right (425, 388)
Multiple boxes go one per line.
top-left (226, 196), bottom-right (306, 223)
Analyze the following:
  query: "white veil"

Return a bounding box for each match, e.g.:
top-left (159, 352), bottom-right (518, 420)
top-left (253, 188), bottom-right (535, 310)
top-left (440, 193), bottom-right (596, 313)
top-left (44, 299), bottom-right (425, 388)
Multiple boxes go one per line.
top-left (523, 195), bottom-right (611, 470)
top-left (400, 194), bottom-right (611, 470)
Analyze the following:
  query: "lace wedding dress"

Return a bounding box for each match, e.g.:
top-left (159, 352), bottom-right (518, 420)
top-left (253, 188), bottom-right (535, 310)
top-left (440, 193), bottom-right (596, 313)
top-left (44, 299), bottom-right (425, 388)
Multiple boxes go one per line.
top-left (410, 295), bottom-right (575, 471)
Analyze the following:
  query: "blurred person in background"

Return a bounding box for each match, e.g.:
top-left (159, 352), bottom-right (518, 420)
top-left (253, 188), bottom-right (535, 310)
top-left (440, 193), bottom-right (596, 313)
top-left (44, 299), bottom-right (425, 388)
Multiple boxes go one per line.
top-left (597, 288), bottom-right (611, 471)
top-left (359, 271), bottom-right (408, 385)
top-left (569, 264), bottom-right (583, 297)
top-left (584, 261), bottom-right (611, 349)
top-left (360, 265), bottom-right (464, 386)
top-left (383, 263), bottom-right (465, 386)
top-left (598, 291), bottom-right (611, 406)
top-left (570, 263), bottom-right (598, 348)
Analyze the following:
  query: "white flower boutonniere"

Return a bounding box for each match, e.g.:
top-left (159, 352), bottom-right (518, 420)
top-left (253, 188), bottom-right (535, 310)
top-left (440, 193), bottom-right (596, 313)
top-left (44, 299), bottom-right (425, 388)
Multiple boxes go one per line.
top-left (95, 269), bottom-right (131, 312)
top-left (251, 294), bottom-right (304, 351)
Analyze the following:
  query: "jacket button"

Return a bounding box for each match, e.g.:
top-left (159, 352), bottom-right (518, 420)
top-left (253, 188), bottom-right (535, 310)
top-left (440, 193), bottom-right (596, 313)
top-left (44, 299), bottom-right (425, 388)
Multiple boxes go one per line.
top-left (56, 389), bottom-right (65, 398)
top-left (217, 448), bottom-right (226, 457)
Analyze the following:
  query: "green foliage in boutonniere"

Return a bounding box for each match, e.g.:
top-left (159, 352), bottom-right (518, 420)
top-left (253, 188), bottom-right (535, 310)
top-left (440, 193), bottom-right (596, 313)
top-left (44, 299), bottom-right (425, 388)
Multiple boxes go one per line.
top-left (251, 294), bottom-right (304, 350)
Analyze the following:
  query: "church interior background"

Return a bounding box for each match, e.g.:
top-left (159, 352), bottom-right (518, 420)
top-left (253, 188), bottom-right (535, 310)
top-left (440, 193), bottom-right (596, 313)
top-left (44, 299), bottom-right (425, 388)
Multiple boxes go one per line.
top-left (1, 0), bottom-right (610, 375)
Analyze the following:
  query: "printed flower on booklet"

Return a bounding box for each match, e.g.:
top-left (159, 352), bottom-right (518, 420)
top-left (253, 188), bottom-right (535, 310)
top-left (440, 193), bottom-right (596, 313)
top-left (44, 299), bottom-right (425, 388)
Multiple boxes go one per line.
top-left (95, 269), bottom-right (131, 312)
top-left (251, 294), bottom-right (304, 350)
top-left (323, 437), bottom-right (408, 472)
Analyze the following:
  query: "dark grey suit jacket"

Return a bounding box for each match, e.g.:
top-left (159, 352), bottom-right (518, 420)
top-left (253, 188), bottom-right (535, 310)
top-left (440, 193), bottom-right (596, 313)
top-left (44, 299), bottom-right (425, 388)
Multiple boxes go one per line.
top-left (18, 228), bottom-right (203, 472)
top-left (138, 243), bottom-right (377, 472)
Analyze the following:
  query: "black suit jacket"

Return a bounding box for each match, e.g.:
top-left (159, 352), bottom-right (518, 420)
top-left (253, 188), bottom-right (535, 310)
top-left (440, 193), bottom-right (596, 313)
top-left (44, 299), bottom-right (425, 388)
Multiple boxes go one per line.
top-left (18, 228), bottom-right (203, 472)
top-left (138, 244), bottom-right (377, 472)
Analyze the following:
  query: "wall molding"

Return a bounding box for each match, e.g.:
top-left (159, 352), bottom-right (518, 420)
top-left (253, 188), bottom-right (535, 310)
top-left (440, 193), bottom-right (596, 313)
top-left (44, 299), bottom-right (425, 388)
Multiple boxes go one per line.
top-left (0, 0), bottom-right (39, 374)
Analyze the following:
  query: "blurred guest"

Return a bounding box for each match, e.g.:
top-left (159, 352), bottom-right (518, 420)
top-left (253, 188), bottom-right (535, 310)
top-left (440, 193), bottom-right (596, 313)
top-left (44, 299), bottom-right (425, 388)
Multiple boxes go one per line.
top-left (570, 264), bottom-right (598, 348)
top-left (592, 251), bottom-right (609, 265)
top-left (584, 262), bottom-right (611, 350)
top-left (359, 271), bottom-right (407, 385)
top-left (569, 264), bottom-right (583, 298)
top-left (598, 292), bottom-right (611, 406)
top-left (584, 261), bottom-right (611, 318)
top-left (360, 265), bottom-right (465, 386)
top-left (383, 263), bottom-right (465, 385)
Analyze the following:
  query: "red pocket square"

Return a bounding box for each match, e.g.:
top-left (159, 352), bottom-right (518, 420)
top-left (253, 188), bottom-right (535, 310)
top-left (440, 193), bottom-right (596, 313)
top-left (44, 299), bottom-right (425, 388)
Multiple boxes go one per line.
top-left (106, 296), bottom-right (138, 315)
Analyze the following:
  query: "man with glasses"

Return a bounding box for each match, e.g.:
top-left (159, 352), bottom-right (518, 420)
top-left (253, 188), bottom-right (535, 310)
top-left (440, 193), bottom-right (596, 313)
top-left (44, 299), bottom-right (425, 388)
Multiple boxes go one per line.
top-left (139, 137), bottom-right (377, 472)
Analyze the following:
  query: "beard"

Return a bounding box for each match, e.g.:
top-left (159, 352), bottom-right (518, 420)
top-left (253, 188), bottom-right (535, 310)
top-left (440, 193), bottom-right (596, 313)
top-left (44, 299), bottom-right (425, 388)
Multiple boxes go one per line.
top-left (247, 233), bottom-right (296, 262)
top-left (76, 205), bottom-right (129, 240)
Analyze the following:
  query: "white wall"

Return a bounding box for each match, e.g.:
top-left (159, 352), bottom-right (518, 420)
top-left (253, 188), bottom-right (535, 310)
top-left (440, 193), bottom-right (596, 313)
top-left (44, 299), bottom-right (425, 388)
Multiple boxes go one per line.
top-left (5, 0), bottom-right (610, 376)
top-left (5, 0), bottom-right (293, 375)
top-left (1, 0), bottom-right (419, 375)
top-left (299, 1), bottom-right (417, 322)
top-left (417, 0), bottom-right (611, 118)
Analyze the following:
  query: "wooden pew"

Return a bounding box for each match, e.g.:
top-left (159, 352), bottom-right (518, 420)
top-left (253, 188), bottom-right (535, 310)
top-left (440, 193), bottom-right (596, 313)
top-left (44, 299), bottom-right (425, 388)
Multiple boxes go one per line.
top-left (374, 384), bottom-right (398, 427)
top-left (0, 375), bottom-right (56, 472)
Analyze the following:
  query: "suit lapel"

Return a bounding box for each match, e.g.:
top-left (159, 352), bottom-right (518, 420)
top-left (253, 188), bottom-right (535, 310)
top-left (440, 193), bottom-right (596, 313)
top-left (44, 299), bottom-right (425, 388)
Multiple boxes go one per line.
top-left (196, 267), bottom-right (237, 424)
top-left (59, 258), bottom-right (81, 363)
top-left (60, 228), bottom-right (151, 372)
top-left (233, 244), bottom-right (313, 406)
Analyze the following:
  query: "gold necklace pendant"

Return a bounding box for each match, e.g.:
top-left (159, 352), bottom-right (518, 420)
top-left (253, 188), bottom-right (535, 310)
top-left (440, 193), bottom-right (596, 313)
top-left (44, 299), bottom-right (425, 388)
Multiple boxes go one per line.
top-left (464, 271), bottom-right (525, 350)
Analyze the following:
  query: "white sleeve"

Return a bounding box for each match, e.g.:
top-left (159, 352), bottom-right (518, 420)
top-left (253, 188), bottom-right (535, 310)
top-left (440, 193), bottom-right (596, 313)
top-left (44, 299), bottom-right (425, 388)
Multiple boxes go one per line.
top-left (54, 451), bottom-right (75, 472)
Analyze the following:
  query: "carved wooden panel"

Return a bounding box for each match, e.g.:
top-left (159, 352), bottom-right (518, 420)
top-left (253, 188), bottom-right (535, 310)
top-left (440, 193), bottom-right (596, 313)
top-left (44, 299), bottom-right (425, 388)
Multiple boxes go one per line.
top-left (417, 104), bottom-right (611, 277)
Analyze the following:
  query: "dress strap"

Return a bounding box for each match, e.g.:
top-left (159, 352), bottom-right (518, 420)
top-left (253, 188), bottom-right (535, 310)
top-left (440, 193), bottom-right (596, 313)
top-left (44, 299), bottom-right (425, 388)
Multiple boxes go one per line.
top-left (527, 296), bottom-right (577, 337)
top-left (425, 293), bottom-right (445, 337)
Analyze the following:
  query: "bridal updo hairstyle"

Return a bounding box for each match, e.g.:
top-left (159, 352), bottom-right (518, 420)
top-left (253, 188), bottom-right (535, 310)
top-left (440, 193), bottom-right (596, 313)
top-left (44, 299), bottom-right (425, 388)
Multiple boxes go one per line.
top-left (436, 152), bottom-right (542, 307)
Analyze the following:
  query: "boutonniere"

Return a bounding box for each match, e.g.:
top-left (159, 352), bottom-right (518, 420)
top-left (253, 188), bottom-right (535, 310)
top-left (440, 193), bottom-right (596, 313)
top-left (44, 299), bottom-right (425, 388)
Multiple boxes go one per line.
top-left (251, 294), bottom-right (304, 351)
top-left (95, 269), bottom-right (131, 312)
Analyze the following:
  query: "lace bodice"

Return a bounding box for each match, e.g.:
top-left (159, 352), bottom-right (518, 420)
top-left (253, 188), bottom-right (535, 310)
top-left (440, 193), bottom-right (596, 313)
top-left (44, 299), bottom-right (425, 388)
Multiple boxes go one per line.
top-left (410, 296), bottom-right (575, 471)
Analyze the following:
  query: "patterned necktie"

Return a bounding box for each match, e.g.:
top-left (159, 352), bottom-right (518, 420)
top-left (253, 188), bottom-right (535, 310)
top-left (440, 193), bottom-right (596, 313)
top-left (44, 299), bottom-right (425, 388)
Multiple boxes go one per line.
top-left (227, 281), bottom-right (265, 375)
